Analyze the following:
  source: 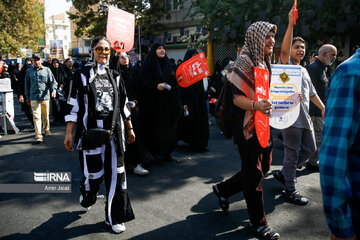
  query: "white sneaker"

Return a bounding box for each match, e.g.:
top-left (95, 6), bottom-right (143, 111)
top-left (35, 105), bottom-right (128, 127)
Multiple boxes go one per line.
top-left (105, 220), bottom-right (126, 233)
top-left (134, 164), bottom-right (149, 176)
top-left (79, 195), bottom-right (91, 211)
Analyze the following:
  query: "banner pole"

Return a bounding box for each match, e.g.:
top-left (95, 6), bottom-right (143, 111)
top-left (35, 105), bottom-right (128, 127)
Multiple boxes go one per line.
top-left (138, 26), bottom-right (141, 61)
top-left (207, 32), bottom-right (214, 76)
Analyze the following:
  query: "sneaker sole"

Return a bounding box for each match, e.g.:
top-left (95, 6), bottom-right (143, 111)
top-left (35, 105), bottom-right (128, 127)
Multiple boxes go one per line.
top-left (105, 220), bottom-right (125, 233)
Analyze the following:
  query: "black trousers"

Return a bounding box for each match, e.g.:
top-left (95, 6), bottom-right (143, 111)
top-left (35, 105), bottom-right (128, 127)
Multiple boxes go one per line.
top-left (79, 139), bottom-right (135, 224)
top-left (217, 136), bottom-right (273, 228)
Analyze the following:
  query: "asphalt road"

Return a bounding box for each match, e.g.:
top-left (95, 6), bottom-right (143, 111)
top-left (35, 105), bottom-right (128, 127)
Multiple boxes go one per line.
top-left (0, 99), bottom-right (330, 240)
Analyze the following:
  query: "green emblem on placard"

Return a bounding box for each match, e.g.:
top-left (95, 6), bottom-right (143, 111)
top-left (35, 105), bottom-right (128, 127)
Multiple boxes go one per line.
top-left (280, 72), bottom-right (290, 83)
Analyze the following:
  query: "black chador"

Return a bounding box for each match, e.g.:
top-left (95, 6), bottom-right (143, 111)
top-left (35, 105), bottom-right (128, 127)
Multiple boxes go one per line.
top-left (177, 49), bottom-right (209, 150)
top-left (138, 42), bottom-right (181, 161)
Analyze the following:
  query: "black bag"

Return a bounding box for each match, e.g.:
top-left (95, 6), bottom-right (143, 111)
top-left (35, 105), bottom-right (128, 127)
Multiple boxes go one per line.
top-left (215, 78), bottom-right (233, 139)
top-left (82, 128), bottom-right (111, 150)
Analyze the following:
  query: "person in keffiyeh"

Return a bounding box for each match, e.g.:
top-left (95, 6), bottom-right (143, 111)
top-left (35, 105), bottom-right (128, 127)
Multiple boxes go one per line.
top-left (212, 21), bottom-right (280, 240)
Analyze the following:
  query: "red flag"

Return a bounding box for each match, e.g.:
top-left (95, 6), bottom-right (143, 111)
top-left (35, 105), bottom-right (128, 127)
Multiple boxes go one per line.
top-left (106, 6), bottom-right (135, 52)
top-left (293, 0), bottom-right (298, 25)
top-left (209, 98), bottom-right (217, 104)
top-left (254, 67), bottom-right (270, 148)
top-left (0, 61), bottom-right (4, 74)
top-left (176, 52), bottom-right (210, 88)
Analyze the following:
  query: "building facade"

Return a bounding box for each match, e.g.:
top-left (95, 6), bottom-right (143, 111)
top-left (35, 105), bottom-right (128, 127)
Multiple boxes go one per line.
top-left (45, 12), bottom-right (71, 60)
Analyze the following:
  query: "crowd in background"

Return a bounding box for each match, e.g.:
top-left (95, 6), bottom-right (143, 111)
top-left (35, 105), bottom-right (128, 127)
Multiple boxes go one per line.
top-left (0, 22), bottom-right (358, 238)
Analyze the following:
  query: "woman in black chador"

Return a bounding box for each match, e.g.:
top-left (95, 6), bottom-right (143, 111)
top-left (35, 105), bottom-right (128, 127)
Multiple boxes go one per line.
top-left (64, 36), bottom-right (135, 234)
top-left (50, 58), bottom-right (69, 125)
top-left (110, 52), bottom-right (151, 175)
top-left (138, 42), bottom-right (181, 161)
top-left (177, 49), bottom-right (209, 150)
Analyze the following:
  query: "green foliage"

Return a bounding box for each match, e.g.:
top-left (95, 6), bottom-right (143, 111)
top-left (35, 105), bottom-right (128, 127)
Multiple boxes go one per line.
top-left (190, 0), bottom-right (360, 52)
top-left (68, 0), bottom-right (171, 38)
top-left (0, 0), bottom-right (45, 56)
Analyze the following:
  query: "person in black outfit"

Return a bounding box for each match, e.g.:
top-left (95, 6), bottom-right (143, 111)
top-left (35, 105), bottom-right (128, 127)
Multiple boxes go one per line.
top-left (64, 36), bottom-right (135, 234)
top-left (138, 42), bottom-right (181, 162)
top-left (11, 63), bottom-right (21, 93)
top-left (16, 58), bottom-right (34, 128)
top-left (50, 58), bottom-right (69, 125)
top-left (305, 44), bottom-right (337, 171)
top-left (177, 49), bottom-right (209, 150)
top-left (43, 55), bottom-right (52, 67)
top-left (63, 58), bottom-right (77, 80)
top-left (110, 52), bottom-right (151, 175)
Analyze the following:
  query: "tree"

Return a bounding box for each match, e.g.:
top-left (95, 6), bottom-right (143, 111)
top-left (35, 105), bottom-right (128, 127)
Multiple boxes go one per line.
top-left (68, 0), bottom-right (172, 38)
top-left (0, 0), bottom-right (45, 56)
top-left (190, 0), bottom-right (360, 55)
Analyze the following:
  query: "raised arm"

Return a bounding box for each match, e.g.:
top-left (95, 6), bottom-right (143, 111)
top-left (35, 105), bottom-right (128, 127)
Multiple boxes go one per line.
top-left (280, 7), bottom-right (296, 64)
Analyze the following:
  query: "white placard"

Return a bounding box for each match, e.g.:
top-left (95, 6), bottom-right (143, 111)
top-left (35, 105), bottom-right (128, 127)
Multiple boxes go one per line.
top-left (269, 64), bottom-right (301, 129)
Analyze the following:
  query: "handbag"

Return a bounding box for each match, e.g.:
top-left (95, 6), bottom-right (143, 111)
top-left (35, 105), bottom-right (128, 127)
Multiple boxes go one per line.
top-left (81, 70), bottom-right (120, 150)
top-left (82, 128), bottom-right (111, 150)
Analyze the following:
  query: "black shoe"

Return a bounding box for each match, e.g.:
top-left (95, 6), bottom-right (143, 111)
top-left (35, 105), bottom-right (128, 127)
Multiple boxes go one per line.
top-left (305, 162), bottom-right (319, 172)
top-left (212, 185), bottom-right (229, 211)
top-left (273, 170), bottom-right (285, 187)
top-left (283, 189), bottom-right (308, 205)
top-left (249, 223), bottom-right (280, 240)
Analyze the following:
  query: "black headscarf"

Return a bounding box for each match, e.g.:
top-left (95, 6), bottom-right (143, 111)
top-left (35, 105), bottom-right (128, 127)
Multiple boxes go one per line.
top-left (141, 42), bottom-right (174, 84)
top-left (50, 58), bottom-right (67, 86)
top-left (109, 54), bottom-right (136, 100)
top-left (183, 49), bottom-right (198, 62)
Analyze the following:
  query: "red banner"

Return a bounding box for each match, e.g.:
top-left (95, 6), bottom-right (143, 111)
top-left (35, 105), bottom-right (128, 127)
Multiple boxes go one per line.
top-left (0, 61), bottom-right (4, 74)
top-left (106, 6), bottom-right (135, 52)
top-left (176, 52), bottom-right (210, 88)
top-left (254, 67), bottom-right (270, 148)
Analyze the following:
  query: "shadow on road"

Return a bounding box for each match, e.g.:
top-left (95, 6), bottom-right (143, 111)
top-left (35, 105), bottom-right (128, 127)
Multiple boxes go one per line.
top-left (0, 211), bottom-right (109, 240)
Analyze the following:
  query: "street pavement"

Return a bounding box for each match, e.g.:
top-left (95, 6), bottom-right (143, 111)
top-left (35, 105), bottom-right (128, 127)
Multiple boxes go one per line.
top-left (0, 98), bottom-right (330, 240)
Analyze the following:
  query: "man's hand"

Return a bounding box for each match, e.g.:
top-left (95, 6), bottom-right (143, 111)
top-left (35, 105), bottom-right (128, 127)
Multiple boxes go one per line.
top-left (288, 5), bottom-right (296, 27)
top-left (18, 95), bottom-right (24, 103)
top-left (51, 92), bottom-right (57, 99)
top-left (299, 92), bottom-right (303, 102)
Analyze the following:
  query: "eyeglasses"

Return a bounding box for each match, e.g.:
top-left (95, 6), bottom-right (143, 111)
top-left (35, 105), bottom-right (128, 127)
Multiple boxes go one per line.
top-left (120, 55), bottom-right (129, 59)
top-left (94, 47), bottom-right (111, 55)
